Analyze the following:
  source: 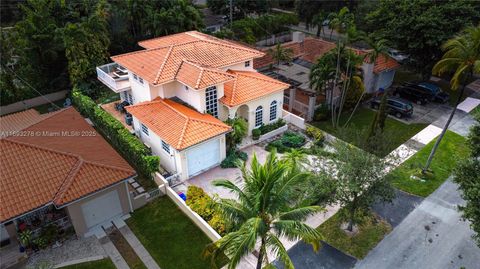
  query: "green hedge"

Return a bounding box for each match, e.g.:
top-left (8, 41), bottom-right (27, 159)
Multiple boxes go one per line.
top-left (258, 119), bottom-right (286, 135)
top-left (72, 90), bottom-right (159, 178)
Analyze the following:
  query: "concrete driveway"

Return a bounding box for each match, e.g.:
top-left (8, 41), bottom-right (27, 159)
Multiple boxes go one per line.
top-left (355, 179), bottom-right (480, 269)
top-left (185, 145), bottom-right (269, 199)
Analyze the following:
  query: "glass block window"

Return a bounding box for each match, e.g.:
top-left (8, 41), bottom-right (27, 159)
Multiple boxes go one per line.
top-left (141, 124), bottom-right (149, 136)
top-left (255, 106), bottom-right (263, 128)
top-left (245, 61), bottom-right (250, 67)
top-left (205, 86), bottom-right (218, 118)
top-left (270, 101), bottom-right (277, 121)
top-left (162, 140), bottom-right (170, 154)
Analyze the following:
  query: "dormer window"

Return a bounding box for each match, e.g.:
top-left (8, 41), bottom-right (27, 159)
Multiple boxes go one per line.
top-left (245, 61), bottom-right (250, 67)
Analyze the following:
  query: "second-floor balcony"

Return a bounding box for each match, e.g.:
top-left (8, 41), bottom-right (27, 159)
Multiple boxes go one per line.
top-left (97, 63), bottom-right (131, 93)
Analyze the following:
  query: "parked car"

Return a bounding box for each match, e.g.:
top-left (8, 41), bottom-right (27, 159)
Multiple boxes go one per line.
top-left (403, 81), bottom-right (450, 103)
top-left (370, 96), bottom-right (414, 118)
top-left (387, 49), bottom-right (409, 64)
top-left (393, 85), bottom-right (432, 105)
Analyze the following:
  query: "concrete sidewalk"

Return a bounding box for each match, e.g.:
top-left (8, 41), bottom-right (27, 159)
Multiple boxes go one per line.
top-left (98, 236), bottom-right (129, 269)
top-left (118, 225), bottom-right (161, 269)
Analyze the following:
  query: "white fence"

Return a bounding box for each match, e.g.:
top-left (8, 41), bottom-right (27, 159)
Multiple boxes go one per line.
top-left (0, 90), bottom-right (68, 116)
top-left (282, 109), bottom-right (306, 130)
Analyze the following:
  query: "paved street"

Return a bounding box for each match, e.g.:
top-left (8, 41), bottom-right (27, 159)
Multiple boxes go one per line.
top-left (356, 179), bottom-right (480, 269)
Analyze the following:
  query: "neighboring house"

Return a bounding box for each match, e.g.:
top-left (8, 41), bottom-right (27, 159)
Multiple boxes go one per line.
top-left (0, 108), bottom-right (136, 266)
top-left (254, 32), bottom-right (400, 120)
top-left (202, 8), bottom-right (226, 33)
top-left (97, 31), bottom-right (289, 180)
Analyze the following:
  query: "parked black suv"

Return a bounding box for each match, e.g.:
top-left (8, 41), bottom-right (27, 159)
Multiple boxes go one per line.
top-left (392, 85), bottom-right (431, 105)
top-left (403, 81), bottom-right (450, 103)
top-left (370, 96), bottom-right (413, 118)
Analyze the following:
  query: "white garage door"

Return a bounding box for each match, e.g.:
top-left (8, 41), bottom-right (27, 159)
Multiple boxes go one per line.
top-left (187, 138), bottom-right (220, 177)
top-left (81, 190), bottom-right (123, 229)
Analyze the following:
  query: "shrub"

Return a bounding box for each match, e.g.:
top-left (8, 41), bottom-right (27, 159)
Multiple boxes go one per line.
top-left (186, 186), bottom-right (227, 236)
top-left (72, 89), bottom-right (159, 178)
top-left (281, 131), bottom-right (306, 148)
top-left (314, 104), bottom-right (330, 121)
top-left (266, 132), bottom-right (305, 153)
top-left (221, 150), bottom-right (248, 168)
top-left (252, 128), bottom-right (261, 140)
top-left (258, 119), bottom-right (286, 135)
top-left (306, 126), bottom-right (325, 146)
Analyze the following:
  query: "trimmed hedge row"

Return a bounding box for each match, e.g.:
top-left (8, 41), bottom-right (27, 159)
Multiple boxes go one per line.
top-left (72, 90), bottom-right (159, 178)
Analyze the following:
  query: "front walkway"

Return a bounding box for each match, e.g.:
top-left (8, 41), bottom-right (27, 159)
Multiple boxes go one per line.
top-left (355, 179), bottom-right (480, 269)
top-left (117, 224), bottom-right (160, 269)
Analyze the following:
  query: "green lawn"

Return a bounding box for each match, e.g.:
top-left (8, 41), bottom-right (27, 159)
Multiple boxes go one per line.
top-left (127, 197), bottom-right (227, 269)
top-left (312, 107), bottom-right (427, 157)
top-left (388, 131), bottom-right (469, 197)
top-left (317, 210), bottom-right (392, 259)
top-left (59, 259), bottom-right (116, 269)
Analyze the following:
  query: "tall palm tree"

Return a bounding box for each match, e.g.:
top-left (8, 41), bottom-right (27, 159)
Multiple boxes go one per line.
top-left (208, 152), bottom-right (323, 269)
top-left (312, 11), bottom-right (328, 38)
top-left (423, 25), bottom-right (480, 173)
top-left (268, 43), bottom-right (294, 70)
top-left (344, 35), bottom-right (389, 127)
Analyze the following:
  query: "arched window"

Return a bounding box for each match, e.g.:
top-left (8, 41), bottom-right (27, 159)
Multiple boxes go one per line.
top-left (269, 101), bottom-right (277, 121)
top-left (255, 106), bottom-right (263, 127)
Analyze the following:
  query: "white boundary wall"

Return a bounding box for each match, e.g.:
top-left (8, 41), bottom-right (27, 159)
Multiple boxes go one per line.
top-left (282, 109), bottom-right (306, 130)
top-left (0, 90), bottom-right (68, 115)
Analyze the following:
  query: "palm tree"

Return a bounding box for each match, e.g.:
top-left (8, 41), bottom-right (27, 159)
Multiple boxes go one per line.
top-left (423, 25), bottom-right (480, 173)
top-left (225, 117), bottom-right (248, 150)
top-left (312, 11), bottom-right (328, 38)
top-left (344, 35), bottom-right (389, 127)
top-left (268, 43), bottom-right (294, 70)
top-left (208, 152), bottom-right (323, 269)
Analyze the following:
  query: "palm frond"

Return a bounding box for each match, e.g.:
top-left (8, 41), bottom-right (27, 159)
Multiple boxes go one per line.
top-left (279, 206), bottom-right (324, 221)
top-left (266, 234), bottom-right (294, 269)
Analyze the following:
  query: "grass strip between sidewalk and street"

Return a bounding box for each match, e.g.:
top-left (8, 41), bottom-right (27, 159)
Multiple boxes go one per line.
top-left (388, 130), bottom-right (468, 197)
top-left (317, 210), bottom-right (392, 259)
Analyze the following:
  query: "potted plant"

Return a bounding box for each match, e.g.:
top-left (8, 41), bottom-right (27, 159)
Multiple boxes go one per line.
top-left (19, 230), bottom-right (32, 253)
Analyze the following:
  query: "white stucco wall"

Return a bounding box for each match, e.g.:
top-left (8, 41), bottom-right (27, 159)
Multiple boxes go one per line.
top-left (221, 60), bottom-right (254, 72)
top-left (223, 91), bottom-right (284, 135)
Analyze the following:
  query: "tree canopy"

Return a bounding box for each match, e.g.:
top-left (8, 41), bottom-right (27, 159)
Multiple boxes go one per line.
top-left (365, 0), bottom-right (480, 77)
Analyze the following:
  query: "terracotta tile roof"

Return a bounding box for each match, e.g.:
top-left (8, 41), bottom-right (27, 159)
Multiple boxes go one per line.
top-left (253, 37), bottom-right (399, 73)
top-left (0, 109), bottom-right (56, 137)
top-left (112, 31), bottom-right (264, 86)
top-left (176, 60), bottom-right (235, 90)
top-left (221, 70), bottom-right (290, 107)
top-left (0, 108), bottom-right (135, 222)
top-left (126, 98), bottom-right (231, 150)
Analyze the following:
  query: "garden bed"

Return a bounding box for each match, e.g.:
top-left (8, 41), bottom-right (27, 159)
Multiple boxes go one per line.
top-left (317, 210), bottom-right (392, 259)
top-left (59, 259), bottom-right (116, 269)
top-left (388, 130), bottom-right (468, 197)
top-left (265, 131), bottom-right (306, 153)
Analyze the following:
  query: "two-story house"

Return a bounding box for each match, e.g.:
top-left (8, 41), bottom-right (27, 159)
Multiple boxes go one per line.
top-left (97, 31), bottom-right (289, 180)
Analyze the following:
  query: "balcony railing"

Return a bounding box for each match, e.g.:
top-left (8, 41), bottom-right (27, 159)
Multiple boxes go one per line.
top-left (97, 63), bottom-right (131, 93)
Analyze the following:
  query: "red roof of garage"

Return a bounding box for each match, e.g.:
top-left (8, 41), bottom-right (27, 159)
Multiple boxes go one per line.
top-left (0, 108), bottom-right (136, 223)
